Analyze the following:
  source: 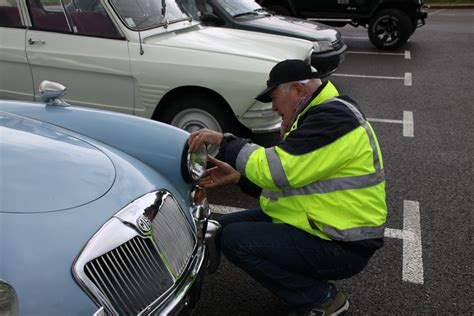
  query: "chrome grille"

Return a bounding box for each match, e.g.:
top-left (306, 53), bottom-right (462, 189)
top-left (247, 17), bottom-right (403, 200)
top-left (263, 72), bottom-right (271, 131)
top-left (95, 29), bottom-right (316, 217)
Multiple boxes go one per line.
top-left (74, 190), bottom-right (198, 315)
top-left (151, 194), bottom-right (196, 277)
top-left (85, 237), bottom-right (173, 314)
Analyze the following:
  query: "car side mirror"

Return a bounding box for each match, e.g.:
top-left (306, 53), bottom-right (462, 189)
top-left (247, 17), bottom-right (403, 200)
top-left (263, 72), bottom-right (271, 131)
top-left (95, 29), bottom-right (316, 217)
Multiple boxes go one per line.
top-left (38, 80), bottom-right (69, 106)
top-left (200, 12), bottom-right (224, 26)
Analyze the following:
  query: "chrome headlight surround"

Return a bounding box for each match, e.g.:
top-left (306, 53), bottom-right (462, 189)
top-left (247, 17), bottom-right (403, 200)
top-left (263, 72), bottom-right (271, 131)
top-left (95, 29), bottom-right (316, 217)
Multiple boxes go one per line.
top-left (182, 141), bottom-right (208, 183)
top-left (0, 280), bottom-right (19, 316)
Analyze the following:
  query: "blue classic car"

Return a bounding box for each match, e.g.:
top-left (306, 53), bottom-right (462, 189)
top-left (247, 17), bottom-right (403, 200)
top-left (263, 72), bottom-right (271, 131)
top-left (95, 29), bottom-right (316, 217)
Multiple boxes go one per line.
top-left (0, 81), bottom-right (219, 315)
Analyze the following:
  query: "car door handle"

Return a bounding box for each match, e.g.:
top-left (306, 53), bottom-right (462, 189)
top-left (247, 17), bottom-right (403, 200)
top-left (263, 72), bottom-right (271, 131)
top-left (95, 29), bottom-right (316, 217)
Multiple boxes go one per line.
top-left (28, 38), bottom-right (46, 45)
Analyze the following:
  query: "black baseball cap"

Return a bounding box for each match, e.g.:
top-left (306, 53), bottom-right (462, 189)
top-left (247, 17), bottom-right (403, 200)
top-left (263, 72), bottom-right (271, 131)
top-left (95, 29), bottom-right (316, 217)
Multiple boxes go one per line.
top-left (256, 59), bottom-right (320, 103)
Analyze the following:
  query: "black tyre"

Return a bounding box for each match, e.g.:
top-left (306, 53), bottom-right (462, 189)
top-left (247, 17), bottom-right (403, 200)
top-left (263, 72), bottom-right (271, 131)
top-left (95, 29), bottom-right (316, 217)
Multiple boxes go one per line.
top-left (267, 5), bottom-right (292, 16)
top-left (368, 9), bottom-right (413, 50)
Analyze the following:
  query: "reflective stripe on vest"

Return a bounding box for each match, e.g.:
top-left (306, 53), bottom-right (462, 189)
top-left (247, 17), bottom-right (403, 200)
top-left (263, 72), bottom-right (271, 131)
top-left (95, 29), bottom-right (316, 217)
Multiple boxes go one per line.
top-left (265, 147), bottom-right (291, 190)
top-left (236, 143), bottom-right (259, 175)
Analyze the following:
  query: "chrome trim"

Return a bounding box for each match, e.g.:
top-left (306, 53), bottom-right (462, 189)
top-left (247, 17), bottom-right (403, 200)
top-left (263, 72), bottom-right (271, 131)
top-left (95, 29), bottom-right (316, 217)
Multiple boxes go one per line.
top-left (205, 220), bottom-right (221, 274)
top-left (72, 190), bottom-right (199, 315)
top-left (156, 245), bottom-right (207, 315)
top-left (38, 81), bottom-right (69, 106)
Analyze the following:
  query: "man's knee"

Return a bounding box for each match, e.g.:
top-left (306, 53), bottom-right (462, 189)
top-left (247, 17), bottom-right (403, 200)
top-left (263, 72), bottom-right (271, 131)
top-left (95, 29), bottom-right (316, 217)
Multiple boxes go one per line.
top-left (220, 223), bottom-right (247, 260)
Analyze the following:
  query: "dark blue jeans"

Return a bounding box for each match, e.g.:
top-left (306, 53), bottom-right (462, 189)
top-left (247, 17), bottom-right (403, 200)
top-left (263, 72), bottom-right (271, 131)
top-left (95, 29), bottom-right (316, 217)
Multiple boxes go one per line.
top-left (217, 208), bottom-right (372, 308)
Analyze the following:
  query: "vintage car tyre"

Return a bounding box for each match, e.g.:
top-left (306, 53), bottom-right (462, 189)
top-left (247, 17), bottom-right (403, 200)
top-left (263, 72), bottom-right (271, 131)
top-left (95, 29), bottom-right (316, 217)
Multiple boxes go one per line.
top-left (368, 9), bottom-right (412, 50)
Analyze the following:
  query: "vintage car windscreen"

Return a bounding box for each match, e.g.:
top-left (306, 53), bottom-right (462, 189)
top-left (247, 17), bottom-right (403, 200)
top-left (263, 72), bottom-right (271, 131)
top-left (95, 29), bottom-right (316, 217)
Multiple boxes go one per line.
top-left (215, 0), bottom-right (263, 17)
top-left (110, 0), bottom-right (189, 30)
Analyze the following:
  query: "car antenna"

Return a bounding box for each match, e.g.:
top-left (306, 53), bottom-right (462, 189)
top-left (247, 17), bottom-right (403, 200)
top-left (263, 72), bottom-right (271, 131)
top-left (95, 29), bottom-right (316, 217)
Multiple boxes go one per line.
top-left (138, 30), bottom-right (144, 55)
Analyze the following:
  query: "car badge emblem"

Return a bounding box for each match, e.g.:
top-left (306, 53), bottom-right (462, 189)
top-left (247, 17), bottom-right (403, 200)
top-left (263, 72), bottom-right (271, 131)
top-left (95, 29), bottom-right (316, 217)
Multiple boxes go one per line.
top-left (137, 215), bottom-right (152, 234)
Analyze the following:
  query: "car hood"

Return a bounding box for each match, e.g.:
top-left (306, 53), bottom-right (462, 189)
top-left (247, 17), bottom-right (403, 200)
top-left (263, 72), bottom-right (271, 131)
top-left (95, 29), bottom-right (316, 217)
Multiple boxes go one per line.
top-left (0, 113), bottom-right (115, 213)
top-left (144, 26), bottom-right (313, 62)
top-left (235, 15), bottom-right (339, 42)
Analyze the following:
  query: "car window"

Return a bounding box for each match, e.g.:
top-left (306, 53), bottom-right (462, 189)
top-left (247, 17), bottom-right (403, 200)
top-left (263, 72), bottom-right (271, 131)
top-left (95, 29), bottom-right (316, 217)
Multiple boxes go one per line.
top-left (64, 0), bottom-right (122, 38)
top-left (178, 0), bottom-right (213, 20)
top-left (28, 0), bottom-right (71, 32)
top-left (110, 0), bottom-right (189, 31)
top-left (0, 1), bottom-right (23, 28)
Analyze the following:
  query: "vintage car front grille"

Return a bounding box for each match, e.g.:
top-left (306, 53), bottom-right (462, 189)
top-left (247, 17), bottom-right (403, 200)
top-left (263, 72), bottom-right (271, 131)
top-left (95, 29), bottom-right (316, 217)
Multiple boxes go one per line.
top-left (73, 190), bottom-right (197, 315)
top-left (84, 237), bottom-right (174, 314)
top-left (150, 194), bottom-right (196, 277)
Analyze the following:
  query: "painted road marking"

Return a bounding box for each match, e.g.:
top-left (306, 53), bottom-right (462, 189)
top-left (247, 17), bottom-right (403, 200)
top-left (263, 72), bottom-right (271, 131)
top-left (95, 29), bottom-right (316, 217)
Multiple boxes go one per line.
top-left (368, 111), bottom-right (414, 137)
top-left (332, 72), bottom-right (412, 86)
top-left (346, 50), bottom-right (411, 60)
top-left (210, 200), bottom-right (424, 284)
top-left (430, 9), bottom-right (446, 15)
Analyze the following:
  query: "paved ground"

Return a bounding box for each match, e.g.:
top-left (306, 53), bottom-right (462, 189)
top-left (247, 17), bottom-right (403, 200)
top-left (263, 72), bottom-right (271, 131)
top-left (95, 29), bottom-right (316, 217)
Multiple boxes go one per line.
top-left (194, 8), bottom-right (473, 315)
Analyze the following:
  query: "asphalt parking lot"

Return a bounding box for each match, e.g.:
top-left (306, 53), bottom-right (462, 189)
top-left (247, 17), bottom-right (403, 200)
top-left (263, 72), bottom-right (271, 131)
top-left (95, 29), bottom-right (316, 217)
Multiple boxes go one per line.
top-left (194, 8), bottom-right (473, 315)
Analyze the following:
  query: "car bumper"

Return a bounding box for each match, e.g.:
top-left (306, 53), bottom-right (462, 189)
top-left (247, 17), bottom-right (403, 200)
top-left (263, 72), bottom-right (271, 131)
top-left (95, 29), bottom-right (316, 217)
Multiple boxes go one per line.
top-left (415, 7), bottom-right (428, 27)
top-left (311, 42), bottom-right (348, 78)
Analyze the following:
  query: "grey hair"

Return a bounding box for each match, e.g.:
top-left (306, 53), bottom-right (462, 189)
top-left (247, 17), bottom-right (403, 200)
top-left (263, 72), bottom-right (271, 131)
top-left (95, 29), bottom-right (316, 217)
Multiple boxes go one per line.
top-left (278, 78), bottom-right (321, 92)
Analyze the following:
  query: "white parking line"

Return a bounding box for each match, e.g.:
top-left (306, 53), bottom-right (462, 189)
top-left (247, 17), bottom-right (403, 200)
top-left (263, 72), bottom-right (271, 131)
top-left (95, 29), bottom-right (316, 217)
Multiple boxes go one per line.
top-left (430, 9), bottom-right (446, 15)
top-left (387, 201), bottom-right (424, 284)
top-left (332, 72), bottom-right (412, 86)
top-left (210, 200), bottom-right (424, 284)
top-left (403, 111), bottom-right (414, 137)
top-left (346, 50), bottom-right (411, 60)
top-left (368, 111), bottom-right (414, 137)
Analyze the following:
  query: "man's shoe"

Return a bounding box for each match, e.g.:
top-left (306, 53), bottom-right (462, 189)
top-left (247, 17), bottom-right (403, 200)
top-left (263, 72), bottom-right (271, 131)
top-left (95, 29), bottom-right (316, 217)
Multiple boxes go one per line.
top-left (289, 284), bottom-right (349, 316)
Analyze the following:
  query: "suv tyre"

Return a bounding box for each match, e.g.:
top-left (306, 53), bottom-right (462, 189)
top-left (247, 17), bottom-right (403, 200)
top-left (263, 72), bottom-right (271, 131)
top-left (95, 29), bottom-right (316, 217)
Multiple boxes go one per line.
top-left (368, 9), bottom-right (413, 50)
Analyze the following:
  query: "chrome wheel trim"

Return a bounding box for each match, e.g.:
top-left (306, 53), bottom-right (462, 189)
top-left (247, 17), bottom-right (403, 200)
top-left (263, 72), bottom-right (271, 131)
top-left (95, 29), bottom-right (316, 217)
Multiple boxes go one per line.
top-left (171, 108), bottom-right (222, 155)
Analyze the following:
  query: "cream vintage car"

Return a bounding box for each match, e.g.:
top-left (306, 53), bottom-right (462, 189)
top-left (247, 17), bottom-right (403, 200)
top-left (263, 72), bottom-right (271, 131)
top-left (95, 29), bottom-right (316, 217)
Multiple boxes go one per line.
top-left (0, 0), bottom-right (313, 136)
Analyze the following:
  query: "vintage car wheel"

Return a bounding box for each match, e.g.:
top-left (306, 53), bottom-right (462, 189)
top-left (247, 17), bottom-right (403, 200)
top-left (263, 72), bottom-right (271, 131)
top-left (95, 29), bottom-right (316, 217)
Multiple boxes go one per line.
top-left (161, 95), bottom-right (233, 155)
top-left (368, 9), bottom-right (412, 50)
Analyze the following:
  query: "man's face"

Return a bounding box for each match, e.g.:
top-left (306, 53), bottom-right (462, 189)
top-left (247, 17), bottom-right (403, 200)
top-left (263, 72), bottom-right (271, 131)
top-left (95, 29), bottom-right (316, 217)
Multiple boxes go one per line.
top-left (271, 83), bottom-right (300, 127)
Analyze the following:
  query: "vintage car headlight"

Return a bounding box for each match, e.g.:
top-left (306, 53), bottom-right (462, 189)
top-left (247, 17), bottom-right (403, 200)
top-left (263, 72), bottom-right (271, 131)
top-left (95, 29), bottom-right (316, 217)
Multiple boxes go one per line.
top-left (0, 280), bottom-right (19, 316)
top-left (182, 142), bottom-right (208, 182)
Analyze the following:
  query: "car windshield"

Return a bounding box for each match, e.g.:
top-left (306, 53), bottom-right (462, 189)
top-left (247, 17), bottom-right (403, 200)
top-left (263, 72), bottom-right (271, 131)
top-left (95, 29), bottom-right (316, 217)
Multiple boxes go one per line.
top-left (214, 0), bottom-right (264, 17)
top-left (110, 0), bottom-right (189, 30)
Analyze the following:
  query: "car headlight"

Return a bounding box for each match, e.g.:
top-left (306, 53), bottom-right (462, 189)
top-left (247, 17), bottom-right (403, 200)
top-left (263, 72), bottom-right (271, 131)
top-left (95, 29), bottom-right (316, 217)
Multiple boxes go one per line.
top-left (0, 280), bottom-right (18, 316)
top-left (315, 40), bottom-right (333, 53)
top-left (182, 141), bottom-right (208, 182)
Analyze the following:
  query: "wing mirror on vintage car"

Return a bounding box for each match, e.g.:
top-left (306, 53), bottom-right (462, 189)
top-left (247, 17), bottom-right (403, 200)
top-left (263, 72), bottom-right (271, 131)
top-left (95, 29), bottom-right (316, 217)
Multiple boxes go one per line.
top-left (38, 80), bottom-right (69, 106)
top-left (200, 12), bottom-right (225, 26)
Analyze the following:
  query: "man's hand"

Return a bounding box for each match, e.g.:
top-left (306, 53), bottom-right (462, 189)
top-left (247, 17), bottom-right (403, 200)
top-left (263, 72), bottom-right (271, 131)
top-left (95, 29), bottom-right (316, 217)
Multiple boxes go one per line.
top-left (188, 128), bottom-right (224, 153)
top-left (198, 155), bottom-right (241, 188)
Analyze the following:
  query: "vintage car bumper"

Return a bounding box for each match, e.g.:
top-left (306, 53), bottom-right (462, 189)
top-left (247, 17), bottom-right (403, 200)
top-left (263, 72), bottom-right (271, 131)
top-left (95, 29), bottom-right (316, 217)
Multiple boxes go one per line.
top-left (311, 42), bottom-right (347, 78)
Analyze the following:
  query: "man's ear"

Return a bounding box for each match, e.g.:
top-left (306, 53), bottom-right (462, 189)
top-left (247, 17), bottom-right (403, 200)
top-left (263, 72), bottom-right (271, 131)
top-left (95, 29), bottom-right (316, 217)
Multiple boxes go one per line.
top-left (292, 81), bottom-right (307, 98)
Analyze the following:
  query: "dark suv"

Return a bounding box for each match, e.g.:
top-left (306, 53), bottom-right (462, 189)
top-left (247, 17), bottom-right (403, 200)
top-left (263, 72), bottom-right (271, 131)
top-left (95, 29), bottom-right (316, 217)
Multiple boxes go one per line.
top-left (258, 0), bottom-right (428, 50)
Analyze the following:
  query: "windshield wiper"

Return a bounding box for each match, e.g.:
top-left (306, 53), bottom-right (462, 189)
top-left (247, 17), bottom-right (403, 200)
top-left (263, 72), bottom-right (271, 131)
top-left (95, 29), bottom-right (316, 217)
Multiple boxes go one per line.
top-left (233, 11), bottom-right (259, 18)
